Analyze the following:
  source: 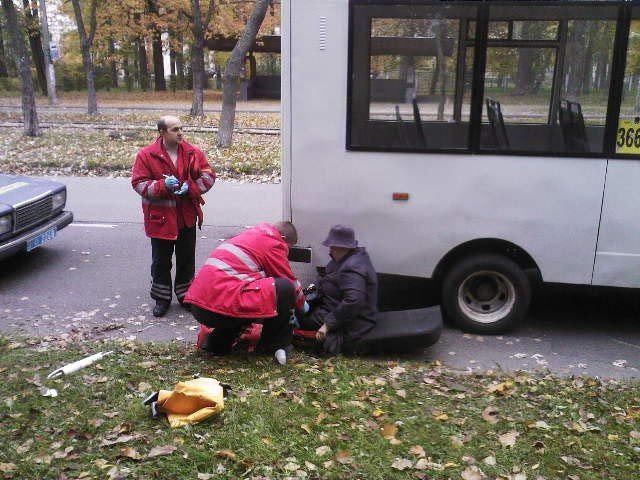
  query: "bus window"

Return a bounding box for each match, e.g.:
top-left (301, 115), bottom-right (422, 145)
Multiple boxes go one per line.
top-left (615, 8), bottom-right (640, 155)
top-left (349, 3), bottom-right (477, 151)
top-left (479, 5), bottom-right (617, 154)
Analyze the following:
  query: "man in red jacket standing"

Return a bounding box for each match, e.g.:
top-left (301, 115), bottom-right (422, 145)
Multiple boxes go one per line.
top-left (184, 222), bottom-right (305, 364)
top-left (131, 115), bottom-right (215, 317)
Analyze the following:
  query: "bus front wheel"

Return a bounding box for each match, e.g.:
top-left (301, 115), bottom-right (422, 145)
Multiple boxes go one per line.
top-left (442, 254), bottom-right (531, 333)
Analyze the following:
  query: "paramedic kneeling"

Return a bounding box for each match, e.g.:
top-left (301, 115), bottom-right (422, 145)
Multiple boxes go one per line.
top-left (183, 221), bottom-right (305, 364)
top-left (299, 225), bottom-right (378, 355)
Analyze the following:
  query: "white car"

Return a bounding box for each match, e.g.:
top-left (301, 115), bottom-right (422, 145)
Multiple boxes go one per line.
top-left (0, 175), bottom-right (73, 260)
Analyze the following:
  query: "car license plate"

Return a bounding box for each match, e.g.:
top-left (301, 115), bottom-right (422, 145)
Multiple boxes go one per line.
top-left (26, 227), bottom-right (57, 252)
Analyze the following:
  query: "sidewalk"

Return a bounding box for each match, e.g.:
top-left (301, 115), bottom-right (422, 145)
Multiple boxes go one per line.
top-left (48, 176), bottom-right (282, 226)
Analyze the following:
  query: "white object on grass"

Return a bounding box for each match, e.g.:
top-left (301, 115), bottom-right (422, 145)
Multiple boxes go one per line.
top-left (47, 351), bottom-right (114, 379)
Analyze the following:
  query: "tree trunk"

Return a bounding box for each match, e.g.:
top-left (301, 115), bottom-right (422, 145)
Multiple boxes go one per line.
top-left (22, 0), bottom-right (47, 95)
top-left (123, 55), bottom-right (132, 91)
top-left (70, 0), bottom-right (98, 114)
top-left (152, 32), bottom-right (165, 91)
top-left (190, 41), bottom-right (205, 115)
top-left (108, 39), bottom-right (118, 88)
top-left (138, 39), bottom-right (149, 91)
top-left (81, 40), bottom-right (97, 113)
top-left (190, 0), bottom-right (206, 116)
top-left (169, 37), bottom-right (176, 91)
top-left (429, 57), bottom-right (440, 96)
top-left (176, 37), bottom-right (185, 89)
top-left (38, 0), bottom-right (57, 105)
top-left (146, 0), bottom-right (166, 91)
top-left (435, 20), bottom-right (448, 120)
top-left (218, 0), bottom-right (270, 147)
top-left (581, 36), bottom-right (594, 94)
top-left (0, 18), bottom-right (9, 77)
top-left (2, 0), bottom-right (39, 136)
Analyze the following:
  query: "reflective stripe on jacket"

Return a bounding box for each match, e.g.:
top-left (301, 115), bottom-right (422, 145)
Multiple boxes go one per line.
top-left (184, 223), bottom-right (304, 318)
top-left (131, 137), bottom-right (215, 240)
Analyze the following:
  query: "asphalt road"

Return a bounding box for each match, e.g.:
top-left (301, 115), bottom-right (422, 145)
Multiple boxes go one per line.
top-left (0, 179), bottom-right (639, 379)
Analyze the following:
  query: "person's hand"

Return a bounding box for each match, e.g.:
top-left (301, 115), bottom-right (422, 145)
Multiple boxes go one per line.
top-left (163, 175), bottom-right (179, 189)
top-left (303, 301), bottom-right (310, 314)
top-left (174, 182), bottom-right (189, 196)
top-left (316, 323), bottom-right (327, 342)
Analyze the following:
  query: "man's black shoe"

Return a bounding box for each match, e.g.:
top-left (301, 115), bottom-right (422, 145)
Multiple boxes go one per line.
top-left (153, 300), bottom-right (170, 317)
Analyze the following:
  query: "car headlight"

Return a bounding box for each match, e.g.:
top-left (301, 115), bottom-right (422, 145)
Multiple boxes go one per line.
top-left (0, 214), bottom-right (12, 235)
top-left (52, 191), bottom-right (66, 211)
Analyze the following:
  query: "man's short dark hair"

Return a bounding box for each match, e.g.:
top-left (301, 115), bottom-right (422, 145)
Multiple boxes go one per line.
top-left (157, 118), bottom-right (168, 132)
top-left (275, 221), bottom-right (297, 246)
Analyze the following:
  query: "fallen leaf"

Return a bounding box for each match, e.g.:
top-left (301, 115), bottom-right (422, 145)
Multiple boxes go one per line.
top-left (561, 455), bottom-right (580, 466)
top-left (197, 474), bottom-right (213, 480)
top-left (630, 430), bottom-right (640, 439)
top-left (147, 445), bottom-right (177, 458)
top-left (215, 449), bottom-right (237, 461)
top-left (461, 465), bottom-right (485, 480)
top-left (315, 445), bottom-right (331, 456)
top-left (100, 434), bottom-right (139, 447)
top-left (395, 389), bottom-right (407, 399)
top-left (335, 450), bottom-right (353, 464)
top-left (487, 381), bottom-right (515, 396)
top-left (528, 420), bottom-right (551, 430)
top-left (391, 457), bottom-right (413, 470)
top-left (137, 381), bottom-right (152, 392)
top-left (532, 440), bottom-right (546, 453)
top-left (284, 462), bottom-right (300, 471)
top-left (304, 461), bottom-right (317, 471)
top-left (300, 423), bottom-right (312, 434)
top-left (482, 406), bottom-right (500, 424)
top-left (483, 456), bottom-right (496, 466)
top-left (409, 445), bottom-right (426, 458)
top-left (93, 458), bottom-right (111, 469)
top-left (498, 430), bottom-right (519, 447)
top-left (381, 423), bottom-right (398, 440)
top-left (0, 463), bottom-right (16, 473)
top-left (119, 447), bottom-right (142, 460)
top-left (451, 435), bottom-right (464, 447)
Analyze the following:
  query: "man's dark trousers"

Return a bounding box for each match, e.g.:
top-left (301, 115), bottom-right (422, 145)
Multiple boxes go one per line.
top-left (150, 226), bottom-right (196, 304)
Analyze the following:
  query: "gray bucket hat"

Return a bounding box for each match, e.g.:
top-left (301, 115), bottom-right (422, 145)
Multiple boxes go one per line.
top-left (322, 225), bottom-right (358, 248)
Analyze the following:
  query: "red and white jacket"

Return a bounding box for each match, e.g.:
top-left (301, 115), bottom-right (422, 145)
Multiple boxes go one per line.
top-left (131, 137), bottom-right (215, 240)
top-left (184, 223), bottom-right (305, 319)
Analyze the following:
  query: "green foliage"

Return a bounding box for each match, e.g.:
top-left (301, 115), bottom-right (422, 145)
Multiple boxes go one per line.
top-left (0, 76), bottom-right (20, 92)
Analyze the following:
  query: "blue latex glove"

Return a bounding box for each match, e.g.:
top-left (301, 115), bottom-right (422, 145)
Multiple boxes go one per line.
top-left (175, 182), bottom-right (189, 196)
top-left (303, 301), bottom-right (310, 314)
top-left (163, 175), bottom-right (179, 189)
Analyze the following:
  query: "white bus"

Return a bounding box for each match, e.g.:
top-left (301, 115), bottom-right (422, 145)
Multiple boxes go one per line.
top-left (281, 0), bottom-right (640, 333)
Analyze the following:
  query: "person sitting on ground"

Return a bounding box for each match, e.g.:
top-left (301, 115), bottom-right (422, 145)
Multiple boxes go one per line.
top-left (298, 225), bottom-right (378, 355)
top-left (183, 221), bottom-right (305, 364)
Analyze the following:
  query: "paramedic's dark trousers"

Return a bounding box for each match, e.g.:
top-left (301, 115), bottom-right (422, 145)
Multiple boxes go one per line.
top-left (150, 227), bottom-right (196, 304)
top-left (192, 278), bottom-right (295, 355)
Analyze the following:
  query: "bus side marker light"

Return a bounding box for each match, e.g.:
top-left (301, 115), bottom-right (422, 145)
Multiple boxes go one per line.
top-left (392, 192), bottom-right (409, 201)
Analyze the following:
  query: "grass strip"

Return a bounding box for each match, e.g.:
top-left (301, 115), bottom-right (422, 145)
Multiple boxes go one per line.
top-left (0, 336), bottom-right (638, 480)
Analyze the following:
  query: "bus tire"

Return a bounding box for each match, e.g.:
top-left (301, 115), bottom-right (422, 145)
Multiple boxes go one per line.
top-left (441, 254), bottom-right (531, 333)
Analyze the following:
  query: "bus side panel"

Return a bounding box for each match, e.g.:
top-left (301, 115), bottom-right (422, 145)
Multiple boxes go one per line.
top-left (592, 159), bottom-right (640, 287)
top-left (289, 0), bottom-right (606, 285)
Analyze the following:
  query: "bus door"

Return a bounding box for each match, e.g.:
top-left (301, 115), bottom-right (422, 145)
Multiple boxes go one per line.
top-left (592, 8), bottom-right (640, 288)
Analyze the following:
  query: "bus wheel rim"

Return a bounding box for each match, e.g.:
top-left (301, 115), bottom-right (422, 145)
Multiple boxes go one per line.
top-left (457, 270), bottom-right (516, 324)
